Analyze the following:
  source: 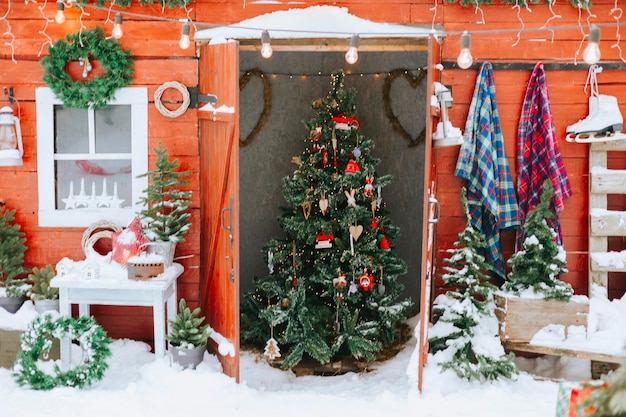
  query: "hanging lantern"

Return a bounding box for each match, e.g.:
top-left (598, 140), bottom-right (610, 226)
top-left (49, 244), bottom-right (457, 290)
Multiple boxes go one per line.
top-left (0, 106), bottom-right (23, 166)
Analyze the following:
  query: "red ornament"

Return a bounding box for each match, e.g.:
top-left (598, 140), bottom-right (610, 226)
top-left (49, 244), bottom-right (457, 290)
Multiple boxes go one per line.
top-left (344, 160), bottom-right (360, 175)
top-left (371, 217), bottom-right (378, 229)
top-left (378, 233), bottom-right (391, 251)
top-left (292, 276), bottom-right (298, 287)
top-left (322, 147), bottom-right (328, 167)
top-left (358, 269), bottom-right (375, 291)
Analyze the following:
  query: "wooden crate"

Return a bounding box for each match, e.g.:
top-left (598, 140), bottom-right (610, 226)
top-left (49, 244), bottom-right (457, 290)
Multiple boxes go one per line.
top-left (493, 293), bottom-right (590, 344)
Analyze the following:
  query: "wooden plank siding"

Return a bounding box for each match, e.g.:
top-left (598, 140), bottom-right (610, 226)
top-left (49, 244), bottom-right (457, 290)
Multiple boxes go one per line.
top-left (1, 0), bottom-right (625, 346)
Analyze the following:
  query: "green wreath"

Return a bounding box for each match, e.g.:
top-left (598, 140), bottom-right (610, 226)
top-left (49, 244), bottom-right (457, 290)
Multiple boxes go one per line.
top-left (41, 26), bottom-right (134, 109)
top-left (13, 315), bottom-right (112, 390)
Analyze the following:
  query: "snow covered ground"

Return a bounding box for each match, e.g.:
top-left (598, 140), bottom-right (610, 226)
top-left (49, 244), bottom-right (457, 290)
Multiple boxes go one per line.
top-left (0, 292), bottom-right (623, 417)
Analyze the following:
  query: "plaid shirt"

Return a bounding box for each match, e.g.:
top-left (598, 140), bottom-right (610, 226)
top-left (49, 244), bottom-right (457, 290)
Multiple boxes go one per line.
top-left (455, 62), bottom-right (520, 279)
top-left (516, 63), bottom-right (572, 249)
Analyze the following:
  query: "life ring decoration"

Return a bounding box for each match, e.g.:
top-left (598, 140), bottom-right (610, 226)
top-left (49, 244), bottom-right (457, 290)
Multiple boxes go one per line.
top-left (13, 315), bottom-right (112, 390)
top-left (41, 26), bottom-right (134, 109)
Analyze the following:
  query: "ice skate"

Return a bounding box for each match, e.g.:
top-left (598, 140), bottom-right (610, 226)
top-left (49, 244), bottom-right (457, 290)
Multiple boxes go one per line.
top-left (565, 94), bottom-right (625, 143)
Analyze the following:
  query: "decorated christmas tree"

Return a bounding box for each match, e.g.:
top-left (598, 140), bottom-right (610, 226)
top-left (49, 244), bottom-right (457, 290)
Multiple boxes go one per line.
top-left (241, 70), bottom-right (412, 370)
top-left (428, 188), bottom-right (518, 381)
top-left (504, 179), bottom-right (573, 301)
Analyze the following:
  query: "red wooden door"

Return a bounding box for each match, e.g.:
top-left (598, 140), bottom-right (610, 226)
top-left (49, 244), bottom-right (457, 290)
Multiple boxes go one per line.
top-left (417, 34), bottom-right (441, 392)
top-left (199, 40), bottom-right (240, 382)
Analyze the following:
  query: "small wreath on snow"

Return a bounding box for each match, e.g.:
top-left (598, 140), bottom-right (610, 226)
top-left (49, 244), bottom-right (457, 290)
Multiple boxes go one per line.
top-left (41, 26), bottom-right (134, 109)
top-left (13, 315), bottom-right (112, 390)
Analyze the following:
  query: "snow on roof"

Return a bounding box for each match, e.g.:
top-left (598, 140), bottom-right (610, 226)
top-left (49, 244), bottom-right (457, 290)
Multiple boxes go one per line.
top-left (194, 6), bottom-right (433, 40)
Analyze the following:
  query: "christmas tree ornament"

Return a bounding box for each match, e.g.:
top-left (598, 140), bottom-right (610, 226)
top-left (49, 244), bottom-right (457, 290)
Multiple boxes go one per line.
top-left (322, 146), bottom-right (328, 167)
top-left (315, 231), bottom-right (334, 249)
top-left (370, 217), bottom-right (378, 229)
top-left (310, 126), bottom-right (322, 147)
top-left (333, 273), bottom-right (347, 289)
top-left (352, 147), bottom-right (362, 159)
top-left (267, 250), bottom-right (274, 274)
top-left (331, 130), bottom-right (338, 168)
top-left (378, 233), bottom-right (391, 251)
top-left (318, 194), bottom-right (329, 215)
top-left (332, 114), bottom-right (360, 130)
top-left (312, 98), bottom-right (322, 109)
top-left (371, 199), bottom-right (377, 215)
top-left (302, 201), bottom-right (312, 219)
top-left (378, 267), bottom-right (386, 295)
top-left (349, 224), bottom-right (363, 241)
top-left (345, 160), bottom-right (361, 175)
top-left (348, 281), bottom-right (359, 295)
top-left (358, 269), bottom-right (375, 292)
top-left (364, 175), bottom-right (374, 197)
top-left (264, 326), bottom-right (281, 360)
top-left (345, 189), bottom-right (357, 208)
top-left (281, 297), bottom-right (289, 308)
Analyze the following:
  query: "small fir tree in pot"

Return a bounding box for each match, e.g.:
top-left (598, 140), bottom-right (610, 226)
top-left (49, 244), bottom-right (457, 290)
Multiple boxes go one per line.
top-left (166, 298), bottom-right (211, 369)
top-left (0, 202), bottom-right (31, 311)
top-left (29, 264), bottom-right (59, 313)
top-left (429, 188), bottom-right (518, 382)
top-left (137, 143), bottom-right (192, 266)
top-left (504, 179), bottom-right (573, 301)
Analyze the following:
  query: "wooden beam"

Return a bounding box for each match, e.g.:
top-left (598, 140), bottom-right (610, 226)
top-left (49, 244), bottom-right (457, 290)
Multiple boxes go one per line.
top-left (504, 341), bottom-right (626, 364)
top-left (197, 37), bottom-right (429, 52)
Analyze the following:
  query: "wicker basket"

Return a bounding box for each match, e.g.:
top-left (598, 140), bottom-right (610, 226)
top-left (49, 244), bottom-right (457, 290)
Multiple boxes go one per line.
top-left (127, 260), bottom-right (165, 281)
top-left (82, 220), bottom-right (122, 257)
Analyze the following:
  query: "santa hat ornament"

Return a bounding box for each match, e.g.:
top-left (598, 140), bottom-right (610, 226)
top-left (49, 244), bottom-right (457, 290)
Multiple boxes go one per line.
top-left (378, 233), bottom-right (391, 251)
top-left (344, 160), bottom-right (360, 175)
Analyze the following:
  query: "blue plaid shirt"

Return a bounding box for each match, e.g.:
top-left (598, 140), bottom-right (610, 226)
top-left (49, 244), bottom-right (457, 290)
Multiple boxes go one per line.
top-left (455, 62), bottom-right (520, 279)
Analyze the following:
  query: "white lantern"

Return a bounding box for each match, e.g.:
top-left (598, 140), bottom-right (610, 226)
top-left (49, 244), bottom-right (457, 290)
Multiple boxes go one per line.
top-left (0, 106), bottom-right (23, 166)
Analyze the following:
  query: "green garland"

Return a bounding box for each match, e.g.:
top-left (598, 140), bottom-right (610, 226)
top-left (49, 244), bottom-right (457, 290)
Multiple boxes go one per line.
top-left (13, 315), bottom-right (112, 390)
top-left (41, 26), bottom-right (134, 109)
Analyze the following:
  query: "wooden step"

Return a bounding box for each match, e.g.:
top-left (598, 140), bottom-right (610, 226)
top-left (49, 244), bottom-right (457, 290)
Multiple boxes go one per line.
top-left (590, 208), bottom-right (626, 237)
top-left (589, 251), bottom-right (626, 272)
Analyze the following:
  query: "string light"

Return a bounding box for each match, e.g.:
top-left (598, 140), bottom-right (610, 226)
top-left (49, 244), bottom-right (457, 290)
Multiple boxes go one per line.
top-left (55, 0), bottom-right (65, 24)
top-left (457, 31), bottom-right (473, 69)
top-left (1, 0), bottom-right (16, 64)
top-left (583, 24), bottom-right (601, 65)
top-left (112, 12), bottom-right (123, 39)
top-left (345, 34), bottom-right (360, 65)
top-left (260, 29), bottom-right (273, 59)
top-left (179, 21), bottom-right (191, 50)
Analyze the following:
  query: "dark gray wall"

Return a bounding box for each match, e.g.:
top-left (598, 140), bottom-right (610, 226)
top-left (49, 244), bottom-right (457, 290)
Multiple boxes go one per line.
top-left (239, 50), bottom-right (427, 313)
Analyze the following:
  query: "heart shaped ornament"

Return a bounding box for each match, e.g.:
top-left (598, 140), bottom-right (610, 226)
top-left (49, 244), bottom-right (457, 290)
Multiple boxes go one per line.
top-left (349, 224), bottom-right (363, 241)
top-left (319, 196), bottom-right (329, 215)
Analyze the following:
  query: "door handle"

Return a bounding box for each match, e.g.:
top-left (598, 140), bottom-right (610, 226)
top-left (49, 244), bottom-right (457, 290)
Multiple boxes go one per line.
top-left (428, 196), bottom-right (440, 224)
top-left (220, 197), bottom-right (233, 248)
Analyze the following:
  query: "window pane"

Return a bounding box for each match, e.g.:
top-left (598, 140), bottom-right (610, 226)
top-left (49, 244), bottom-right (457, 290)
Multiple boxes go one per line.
top-left (55, 159), bottom-right (133, 210)
top-left (95, 105), bottom-right (132, 153)
top-left (55, 105), bottom-right (89, 153)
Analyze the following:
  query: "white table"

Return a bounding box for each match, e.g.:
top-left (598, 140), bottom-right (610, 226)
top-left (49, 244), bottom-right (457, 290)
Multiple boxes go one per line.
top-left (51, 263), bottom-right (183, 370)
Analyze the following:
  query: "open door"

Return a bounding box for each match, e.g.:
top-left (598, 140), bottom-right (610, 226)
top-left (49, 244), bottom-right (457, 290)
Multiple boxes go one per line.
top-left (417, 34), bottom-right (441, 392)
top-left (199, 40), bottom-right (240, 381)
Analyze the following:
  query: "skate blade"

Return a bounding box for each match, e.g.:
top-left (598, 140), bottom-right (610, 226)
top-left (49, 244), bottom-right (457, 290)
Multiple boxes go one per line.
top-left (567, 131), bottom-right (626, 143)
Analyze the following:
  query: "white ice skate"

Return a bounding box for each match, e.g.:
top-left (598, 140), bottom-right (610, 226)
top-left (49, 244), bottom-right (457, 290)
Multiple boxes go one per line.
top-left (565, 94), bottom-right (625, 143)
top-left (565, 65), bottom-right (626, 143)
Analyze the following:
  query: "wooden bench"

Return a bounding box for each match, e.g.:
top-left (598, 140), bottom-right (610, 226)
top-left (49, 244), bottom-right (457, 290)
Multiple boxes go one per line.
top-left (503, 341), bottom-right (624, 379)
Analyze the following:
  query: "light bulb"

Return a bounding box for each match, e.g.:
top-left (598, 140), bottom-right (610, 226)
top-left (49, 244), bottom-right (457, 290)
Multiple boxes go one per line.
top-left (345, 34), bottom-right (360, 65)
top-left (456, 31), bottom-right (473, 69)
top-left (112, 12), bottom-right (123, 39)
top-left (55, 1), bottom-right (65, 24)
top-left (179, 22), bottom-right (191, 50)
top-left (583, 25), bottom-right (601, 65)
top-left (260, 30), bottom-right (273, 59)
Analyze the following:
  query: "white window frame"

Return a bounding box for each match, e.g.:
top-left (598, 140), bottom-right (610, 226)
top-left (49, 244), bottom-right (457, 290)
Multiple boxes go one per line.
top-left (36, 87), bottom-right (148, 227)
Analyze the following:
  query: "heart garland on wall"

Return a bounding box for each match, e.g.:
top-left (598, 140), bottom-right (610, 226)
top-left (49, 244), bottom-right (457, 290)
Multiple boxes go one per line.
top-left (383, 68), bottom-right (427, 148)
top-left (240, 68), bottom-right (272, 147)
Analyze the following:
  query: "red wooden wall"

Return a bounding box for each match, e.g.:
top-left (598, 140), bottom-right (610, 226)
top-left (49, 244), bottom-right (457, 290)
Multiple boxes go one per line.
top-left (1, 0), bottom-right (624, 345)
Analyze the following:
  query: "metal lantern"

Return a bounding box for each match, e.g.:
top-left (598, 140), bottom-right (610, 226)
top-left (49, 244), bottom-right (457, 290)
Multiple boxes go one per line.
top-left (0, 106), bottom-right (23, 166)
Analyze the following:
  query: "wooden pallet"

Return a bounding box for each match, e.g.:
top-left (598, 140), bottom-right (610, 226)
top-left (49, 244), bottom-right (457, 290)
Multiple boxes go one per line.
top-left (588, 140), bottom-right (626, 293)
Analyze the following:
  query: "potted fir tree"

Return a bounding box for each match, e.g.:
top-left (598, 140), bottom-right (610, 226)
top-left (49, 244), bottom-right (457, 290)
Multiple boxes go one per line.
top-left (136, 143), bottom-right (192, 268)
top-left (495, 180), bottom-right (589, 344)
top-left (166, 298), bottom-right (210, 370)
top-left (0, 202), bottom-right (30, 313)
top-left (28, 264), bottom-right (59, 314)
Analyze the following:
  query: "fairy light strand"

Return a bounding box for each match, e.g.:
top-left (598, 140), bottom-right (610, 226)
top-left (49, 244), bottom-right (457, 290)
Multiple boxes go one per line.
top-left (610, 2), bottom-right (626, 63)
top-left (37, 0), bottom-right (55, 57)
top-left (1, 0), bottom-right (17, 64)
